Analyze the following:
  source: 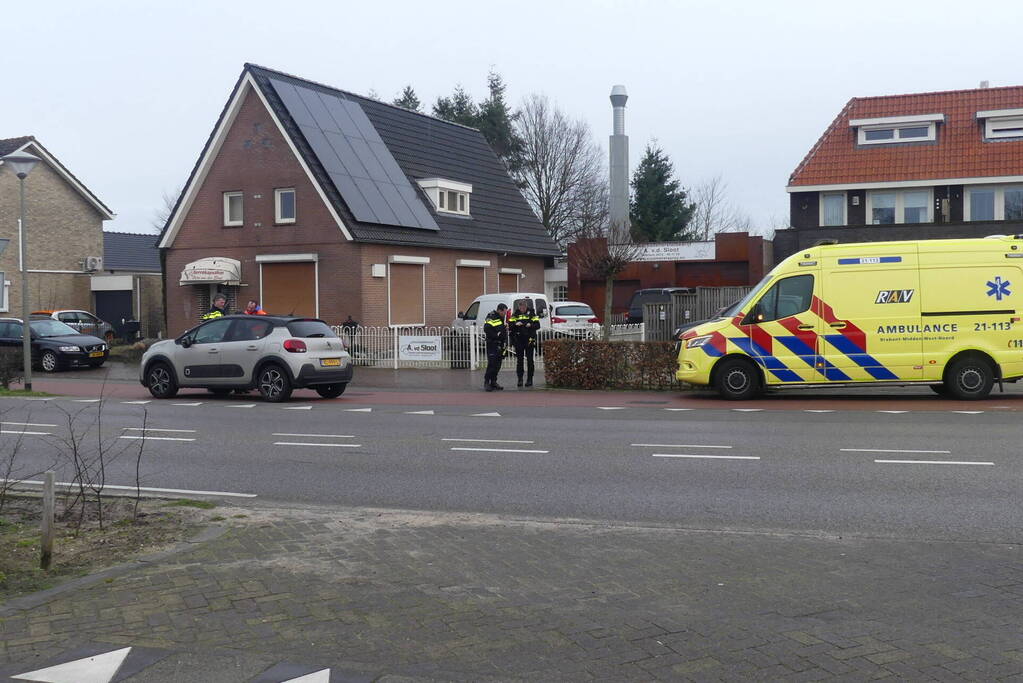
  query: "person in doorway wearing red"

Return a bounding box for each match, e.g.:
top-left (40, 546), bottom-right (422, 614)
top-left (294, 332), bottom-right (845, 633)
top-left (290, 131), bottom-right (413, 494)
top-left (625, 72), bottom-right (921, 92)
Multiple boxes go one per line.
top-left (244, 299), bottom-right (268, 315)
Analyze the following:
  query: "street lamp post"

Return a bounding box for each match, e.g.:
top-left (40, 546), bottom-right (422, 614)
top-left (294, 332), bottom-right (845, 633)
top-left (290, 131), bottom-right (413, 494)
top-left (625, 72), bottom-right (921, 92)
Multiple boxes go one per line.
top-left (2, 151), bottom-right (40, 391)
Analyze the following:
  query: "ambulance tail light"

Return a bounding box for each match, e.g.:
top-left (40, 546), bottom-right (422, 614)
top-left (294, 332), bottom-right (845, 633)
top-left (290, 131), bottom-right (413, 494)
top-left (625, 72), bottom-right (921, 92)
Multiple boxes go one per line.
top-left (551, 316), bottom-right (567, 324)
top-left (686, 334), bottom-right (713, 349)
top-left (283, 339), bottom-right (307, 353)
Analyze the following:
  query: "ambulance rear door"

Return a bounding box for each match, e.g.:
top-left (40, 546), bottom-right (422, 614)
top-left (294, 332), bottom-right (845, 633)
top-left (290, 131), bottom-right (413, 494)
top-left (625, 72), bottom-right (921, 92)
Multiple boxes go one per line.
top-left (818, 245), bottom-right (922, 382)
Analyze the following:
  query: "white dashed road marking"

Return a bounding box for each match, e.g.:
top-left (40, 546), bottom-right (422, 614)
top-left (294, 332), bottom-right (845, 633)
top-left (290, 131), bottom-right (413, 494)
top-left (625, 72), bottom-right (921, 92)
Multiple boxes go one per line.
top-left (2, 421), bottom-right (56, 427)
top-left (632, 443), bottom-right (732, 449)
top-left (273, 442), bottom-right (362, 448)
top-left (123, 427), bottom-right (197, 433)
top-left (119, 435), bottom-right (196, 442)
top-left (450, 447), bottom-right (549, 454)
top-left (443, 438), bottom-right (535, 444)
top-left (121, 400), bottom-right (152, 405)
top-left (272, 433), bottom-right (355, 438)
top-left (345, 407), bottom-right (372, 412)
top-left (664, 408), bottom-right (694, 411)
top-left (804, 409), bottom-right (835, 413)
top-left (876, 410), bottom-right (908, 414)
top-left (71, 398), bottom-right (102, 403)
top-left (841, 448), bottom-right (950, 454)
top-left (4, 479), bottom-right (256, 498)
top-left (227, 404), bottom-right (256, 408)
top-left (952, 410), bottom-right (985, 414)
top-left (283, 669), bottom-right (332, 683)
top-left (652, 453), bottom-right (760, 460)
top-left (406, 410), bottom-right (434, 415)
top-left (0, 430), bottom-right (51, 436)
top-left (472, 412), bottom-right (501, 417)
top-left (283, 405), bottom-right (313, 410)
top-left (597, 407), bottom-right (625, 410)
top-left (875, 459), bottom-right (994, 466)
top-left (172, 402), bottom-right (204, 406)
top-left (12, 645), bottom-right (132, 683)
top-left (732, 408), bottom-right (763, 412)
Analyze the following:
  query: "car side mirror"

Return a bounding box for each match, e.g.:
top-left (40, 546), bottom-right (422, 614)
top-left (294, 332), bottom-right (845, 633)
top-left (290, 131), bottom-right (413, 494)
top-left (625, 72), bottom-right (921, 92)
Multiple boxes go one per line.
top-left (457, 312), bottom-right (464, 319)
top-left (179, 337), bottom-right (192, 348)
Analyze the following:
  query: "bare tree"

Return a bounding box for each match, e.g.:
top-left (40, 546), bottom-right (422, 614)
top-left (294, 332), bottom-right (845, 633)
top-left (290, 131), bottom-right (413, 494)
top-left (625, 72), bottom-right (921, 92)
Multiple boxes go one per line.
top-left (151, 186), bottom-right (183, 233)
top-left (571, 217), bottom-right (640, 341)
top-left (514, 94), bottom-right (608, 248)
top-left (690, 175), bottom-right (754, 240)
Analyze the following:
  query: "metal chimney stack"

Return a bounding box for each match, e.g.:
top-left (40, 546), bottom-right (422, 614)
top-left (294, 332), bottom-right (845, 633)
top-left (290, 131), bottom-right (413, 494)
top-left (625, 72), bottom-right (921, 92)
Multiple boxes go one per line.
top-left (609, 85), bottom-right (629, 231)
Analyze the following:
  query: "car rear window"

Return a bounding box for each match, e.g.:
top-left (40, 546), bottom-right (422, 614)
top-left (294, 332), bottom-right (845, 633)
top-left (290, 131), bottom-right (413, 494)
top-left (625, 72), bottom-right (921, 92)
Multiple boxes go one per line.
top-left (555, 305), bottom-right (593, 316)
top-left (286, 320), bottom-right (338, 338)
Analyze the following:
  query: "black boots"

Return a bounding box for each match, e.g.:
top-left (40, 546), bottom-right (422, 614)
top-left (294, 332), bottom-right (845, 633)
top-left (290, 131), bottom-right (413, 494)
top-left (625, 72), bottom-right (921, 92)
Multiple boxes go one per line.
top-left (517, 376), bottom-right (523, 387)
top-left (525, 376), bottom-right (533, 387)
top-left (486, 381), bottom-right (504, 391)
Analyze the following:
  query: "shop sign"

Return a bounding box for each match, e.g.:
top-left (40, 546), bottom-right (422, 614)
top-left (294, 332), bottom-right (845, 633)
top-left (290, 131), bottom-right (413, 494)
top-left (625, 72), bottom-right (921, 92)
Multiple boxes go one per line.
top-left (628, 241), bottom-right (715, 262)
top-left (399, 335), bottom-right (442, 361)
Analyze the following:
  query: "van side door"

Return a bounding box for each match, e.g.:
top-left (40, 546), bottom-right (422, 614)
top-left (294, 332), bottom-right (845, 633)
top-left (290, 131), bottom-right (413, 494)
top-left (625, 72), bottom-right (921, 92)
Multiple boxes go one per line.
top-left (737, 271), bottom-right (821, 384)
top-left (819, 249), bottom-right (922, 381)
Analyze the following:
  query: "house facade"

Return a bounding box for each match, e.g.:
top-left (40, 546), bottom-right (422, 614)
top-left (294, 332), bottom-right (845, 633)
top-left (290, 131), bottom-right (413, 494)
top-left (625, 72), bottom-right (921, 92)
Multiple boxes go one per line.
top-left (159, 64), bottom-right (557, 335)
top-left (777, 85), bottom-right (1023, 263)
top-left (0, 137), bottom-right (112, 315)
top-left (93, 232), bottom-right (164, 339)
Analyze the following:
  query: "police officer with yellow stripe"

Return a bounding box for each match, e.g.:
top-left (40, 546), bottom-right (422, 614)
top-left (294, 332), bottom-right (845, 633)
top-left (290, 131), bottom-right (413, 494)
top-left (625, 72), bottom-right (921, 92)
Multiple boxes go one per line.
top-left (201, 293), bottom-right (229, 320)
top-left (509, 299), bottom-right (540, 387)
top-left (483, 303), bottom-right (508, 391)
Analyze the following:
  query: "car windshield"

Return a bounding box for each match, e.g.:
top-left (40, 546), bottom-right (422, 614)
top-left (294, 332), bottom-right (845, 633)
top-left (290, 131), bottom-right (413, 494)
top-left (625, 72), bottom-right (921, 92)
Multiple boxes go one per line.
top-left (286, 320), bottom-right (338, 338)
top-left (30, 320), bottom-right (78, 337)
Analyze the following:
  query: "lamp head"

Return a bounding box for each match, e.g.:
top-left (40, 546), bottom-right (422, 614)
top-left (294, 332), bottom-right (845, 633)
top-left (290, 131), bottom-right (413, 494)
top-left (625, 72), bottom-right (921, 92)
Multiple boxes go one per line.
top-left (2, 151), bottom-right (40, 179)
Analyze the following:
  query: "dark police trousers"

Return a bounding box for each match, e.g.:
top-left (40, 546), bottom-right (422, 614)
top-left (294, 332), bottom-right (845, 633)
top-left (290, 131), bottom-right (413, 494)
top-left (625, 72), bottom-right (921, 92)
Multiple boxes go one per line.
top-left (484, 341), bottom-right (504, 386)
top-left (514, 342), bottom-right (534, 382)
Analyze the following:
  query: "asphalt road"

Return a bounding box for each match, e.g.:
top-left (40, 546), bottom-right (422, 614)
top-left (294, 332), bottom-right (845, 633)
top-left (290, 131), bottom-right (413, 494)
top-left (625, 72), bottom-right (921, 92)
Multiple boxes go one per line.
top-left (2, 391), bottom-right (1020, 544)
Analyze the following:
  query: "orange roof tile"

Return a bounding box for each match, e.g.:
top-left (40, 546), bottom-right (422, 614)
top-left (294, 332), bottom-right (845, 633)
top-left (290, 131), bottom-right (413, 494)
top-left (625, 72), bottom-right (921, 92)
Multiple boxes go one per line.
top-left (788, 86), bottom-right (1023, 187)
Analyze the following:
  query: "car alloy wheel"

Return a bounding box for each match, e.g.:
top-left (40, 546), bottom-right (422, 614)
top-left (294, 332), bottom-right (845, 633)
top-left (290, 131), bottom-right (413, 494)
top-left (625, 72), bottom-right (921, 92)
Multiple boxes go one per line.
top-left (40, 351), bottom-right (58, 373)
top-left (258, 365), bottom-right (292, 402)
top-left (149, 366), bottom-right (170, 395)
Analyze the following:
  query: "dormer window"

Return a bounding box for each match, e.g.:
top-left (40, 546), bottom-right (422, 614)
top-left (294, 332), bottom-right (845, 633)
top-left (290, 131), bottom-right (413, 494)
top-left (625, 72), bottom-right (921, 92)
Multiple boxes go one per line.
top-left (416, 178), bottom-right (472, 216)
top-left (849, 113), bottom-right (943, 146)
top-left (977, 109), bottom-right (1023, 140)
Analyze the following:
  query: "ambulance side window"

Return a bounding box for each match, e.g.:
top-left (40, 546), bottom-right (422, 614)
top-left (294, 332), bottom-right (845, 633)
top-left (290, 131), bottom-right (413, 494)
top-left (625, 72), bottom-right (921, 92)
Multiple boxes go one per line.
top-left (749, 275), bottom-right (814, 323)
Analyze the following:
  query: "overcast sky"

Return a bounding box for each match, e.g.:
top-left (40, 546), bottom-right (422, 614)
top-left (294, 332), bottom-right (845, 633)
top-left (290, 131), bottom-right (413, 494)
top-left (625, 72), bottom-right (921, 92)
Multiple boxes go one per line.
top-left (3, 0), bottom-right (1020, 236)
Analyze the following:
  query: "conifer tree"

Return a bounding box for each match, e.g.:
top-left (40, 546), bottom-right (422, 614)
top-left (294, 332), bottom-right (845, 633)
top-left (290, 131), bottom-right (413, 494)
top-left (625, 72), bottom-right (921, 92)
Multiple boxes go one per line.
top-left (392, 85), bottom-right (422, 112)
top-left (629, 144), bottom-right (696, 242)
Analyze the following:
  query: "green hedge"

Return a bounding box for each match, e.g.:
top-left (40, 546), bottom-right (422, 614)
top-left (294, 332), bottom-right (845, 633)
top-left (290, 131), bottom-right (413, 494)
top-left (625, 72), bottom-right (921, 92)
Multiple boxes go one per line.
top-left (543, 339), bottom-right (683, 390)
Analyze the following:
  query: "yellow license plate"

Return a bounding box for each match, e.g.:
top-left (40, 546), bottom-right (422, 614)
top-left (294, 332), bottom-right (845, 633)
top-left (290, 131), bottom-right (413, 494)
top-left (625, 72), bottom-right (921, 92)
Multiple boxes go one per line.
top-left (320, 358), bottom-right (341, 367)
top-left (89, 351), bottom-right (104, 358)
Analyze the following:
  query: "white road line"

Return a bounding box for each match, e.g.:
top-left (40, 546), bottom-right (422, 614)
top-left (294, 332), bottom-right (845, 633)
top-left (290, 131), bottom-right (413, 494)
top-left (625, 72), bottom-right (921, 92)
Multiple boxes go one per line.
top-left (732, 408), bottom-right (763, 412)
top-left (841, 448), bottom-right (951, 454)
top-left (875, 459), bottom-right (994, 466)
top-left (804, 409), bottom-right (835, 413)
top-left (72, 398), bottom-right (102, 403)
top-left (406, 410), bottom-right (434, 415)
top-left (122, 427), bottom-right (197, 433)
top-left (3, 478), bottom-right (256, 498)
top-left (272, 433), bottom-right (354, 438)
top-left (22, 398), bottom-right (52, 401)
top-left (227, 404), bottom-right (256, 408)
top-left (876, 410), bottom-right (908, 414)
top-left (597, 407), bottom-right (625, 410)
top-left (118, 435), bottom-right (196, 442)
top-left (121, 400), bottom-right (152, 405)
top-left (345, 408), bottom-right (372, 412)
top-left (471, 412), bottom-right (501, 417)
top-left (632, 443), bottom-right (732, 449)
top-left (2, 421), bottom-right (56, 427)
top-left (443, 438), bottom-right (535, 444)
top-left (952, 410), bottom-right (985, 414)
top-left (173, 402), bottom-right (204, 406)
top-left (283, 405), bottom-right (313, 410)
top-left (664, 408), bottom-right (694, 411)
top-left (451, 447), bottom-right (549, 454)
top-left (652, 453), bottom-right (760, 460)
top-left (0, 430), bottom-right (50, 436)
top-left (273, 442), bottom-right (362, 448)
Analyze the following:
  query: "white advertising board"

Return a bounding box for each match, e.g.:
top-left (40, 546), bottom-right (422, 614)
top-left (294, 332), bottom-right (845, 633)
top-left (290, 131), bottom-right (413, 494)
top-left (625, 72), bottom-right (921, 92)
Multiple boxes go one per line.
top-left (399, 335), bottom-right (442, 361)
top-left (628, 241), bottom-right (716, 262)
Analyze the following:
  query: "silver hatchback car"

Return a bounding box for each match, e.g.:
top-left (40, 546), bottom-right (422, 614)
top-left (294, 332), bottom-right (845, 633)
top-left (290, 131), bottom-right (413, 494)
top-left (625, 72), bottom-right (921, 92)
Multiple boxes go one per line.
top-left (140, 316), bottom-right (353, 402)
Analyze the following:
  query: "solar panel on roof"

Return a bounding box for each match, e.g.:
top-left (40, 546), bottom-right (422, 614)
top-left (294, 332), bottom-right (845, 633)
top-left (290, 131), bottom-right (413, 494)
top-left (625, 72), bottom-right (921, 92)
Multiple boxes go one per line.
top-left (269, 77), bottom-right (439, 231)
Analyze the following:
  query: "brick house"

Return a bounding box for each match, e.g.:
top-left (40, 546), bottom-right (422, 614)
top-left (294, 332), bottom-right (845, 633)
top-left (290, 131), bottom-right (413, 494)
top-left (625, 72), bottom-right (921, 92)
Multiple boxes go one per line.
top-left (776, 85), bottom-right (1023, 263)
top-left (0, 136), bottom-right (112, 315)
top-left (159, 64), bottom-right (557, 334)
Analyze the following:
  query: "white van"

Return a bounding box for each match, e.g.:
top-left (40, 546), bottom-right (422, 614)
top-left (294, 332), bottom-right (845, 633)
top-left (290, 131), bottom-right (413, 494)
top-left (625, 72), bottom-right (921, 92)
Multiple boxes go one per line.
top-left (453, 293), bottom-right (551, 330)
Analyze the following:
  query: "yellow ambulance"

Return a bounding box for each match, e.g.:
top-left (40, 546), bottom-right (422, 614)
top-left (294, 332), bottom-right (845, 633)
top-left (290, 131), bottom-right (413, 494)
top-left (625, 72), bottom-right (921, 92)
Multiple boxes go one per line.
top-left (676, 236), bottom-right (1023, 400)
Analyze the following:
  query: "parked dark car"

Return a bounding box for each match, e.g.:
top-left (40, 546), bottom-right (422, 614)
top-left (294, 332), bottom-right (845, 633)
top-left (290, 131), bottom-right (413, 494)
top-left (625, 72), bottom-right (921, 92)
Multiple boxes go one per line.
top-left (0, 318), bottom-right (109, 372)
top-left (625, 287), bottom-right (694, 324)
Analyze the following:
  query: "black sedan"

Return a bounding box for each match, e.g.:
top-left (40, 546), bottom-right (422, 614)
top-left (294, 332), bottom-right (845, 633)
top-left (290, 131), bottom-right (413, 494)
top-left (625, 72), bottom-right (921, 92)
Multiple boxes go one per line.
top-left (0, 318), bottom-right (109, 371)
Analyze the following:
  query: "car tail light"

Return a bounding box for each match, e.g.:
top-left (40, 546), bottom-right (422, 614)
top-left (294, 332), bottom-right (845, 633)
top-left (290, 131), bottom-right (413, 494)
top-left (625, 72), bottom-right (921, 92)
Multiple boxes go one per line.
top-left (587, 317), bottom-right (600, 323)
top-left (551, 316), bottom-right (567, 324)
top-left (283, 339), bottom-right (307, 353)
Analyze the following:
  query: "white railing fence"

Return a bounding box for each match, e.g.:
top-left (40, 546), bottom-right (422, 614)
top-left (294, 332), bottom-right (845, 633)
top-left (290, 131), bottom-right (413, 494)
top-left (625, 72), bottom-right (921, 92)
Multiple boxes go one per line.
top-left (331, 323), bottom-right (646, 370)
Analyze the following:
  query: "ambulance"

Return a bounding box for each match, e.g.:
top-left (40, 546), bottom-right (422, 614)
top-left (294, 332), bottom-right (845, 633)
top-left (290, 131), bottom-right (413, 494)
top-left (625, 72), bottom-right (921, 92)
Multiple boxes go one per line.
top-left (676, 236), bottom-right (1023, 400)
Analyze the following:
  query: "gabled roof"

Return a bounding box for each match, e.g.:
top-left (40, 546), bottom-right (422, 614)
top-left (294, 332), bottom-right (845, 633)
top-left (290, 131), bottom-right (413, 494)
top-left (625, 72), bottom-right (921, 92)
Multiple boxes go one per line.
top-left (788, 85), bottom-right (1023, 189)
top-left (103, 231), bottom-right (160, 272)
top-left (0, 136), bottom-right (114, 218)
top-left (161, 64), bottom-right (558, 257)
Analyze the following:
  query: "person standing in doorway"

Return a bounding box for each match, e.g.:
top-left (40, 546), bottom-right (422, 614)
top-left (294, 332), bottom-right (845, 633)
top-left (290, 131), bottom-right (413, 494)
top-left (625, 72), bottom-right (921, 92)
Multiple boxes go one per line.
top-left (243, 299), bottom-right (267, 315)
top-left (202, 293), bottom-right (229, 320)
top-left (509, 299), bottom-right (540, 387)
top-left (483, 303), bottom-right (508, 391)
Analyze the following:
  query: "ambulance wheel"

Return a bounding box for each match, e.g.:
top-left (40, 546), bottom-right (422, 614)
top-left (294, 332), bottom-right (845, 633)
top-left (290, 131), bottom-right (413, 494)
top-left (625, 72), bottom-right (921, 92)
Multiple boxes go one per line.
top-left (943, 356), bottom-right (994, 400)
top-left (714, 358), bottom-right (761, 400)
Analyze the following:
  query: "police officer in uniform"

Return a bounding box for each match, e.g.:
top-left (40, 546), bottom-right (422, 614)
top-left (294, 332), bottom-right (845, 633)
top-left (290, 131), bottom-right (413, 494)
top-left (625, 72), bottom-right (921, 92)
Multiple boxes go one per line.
top-left (509, 299), bottom-right (540, 387)
top-left (202, 293), bottom-right (229, 320)
top-left (483, 303), bottom-right (508, 391)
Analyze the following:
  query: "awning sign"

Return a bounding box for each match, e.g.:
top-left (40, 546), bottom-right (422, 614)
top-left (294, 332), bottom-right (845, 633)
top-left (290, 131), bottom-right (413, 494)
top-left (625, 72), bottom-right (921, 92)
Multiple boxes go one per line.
top-left (179, 257), bottom-right (242, 285)
top-left (399, 335), bottom-right (442, 361)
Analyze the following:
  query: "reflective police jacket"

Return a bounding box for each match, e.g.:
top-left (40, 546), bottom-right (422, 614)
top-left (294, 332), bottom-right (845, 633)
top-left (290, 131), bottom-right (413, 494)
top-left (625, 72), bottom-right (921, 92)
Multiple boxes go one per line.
top-left (201, 306), bottom-right (227, 320)
top-left (508, 309), bottom-right (540, 346)
top-left (483, 310), bottom-right (507, 345)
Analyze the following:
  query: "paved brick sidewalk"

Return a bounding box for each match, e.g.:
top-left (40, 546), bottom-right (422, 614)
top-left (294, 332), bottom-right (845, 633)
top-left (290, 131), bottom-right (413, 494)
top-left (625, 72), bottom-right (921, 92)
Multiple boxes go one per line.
top-left (3, 506), bottom-right (1023, 681)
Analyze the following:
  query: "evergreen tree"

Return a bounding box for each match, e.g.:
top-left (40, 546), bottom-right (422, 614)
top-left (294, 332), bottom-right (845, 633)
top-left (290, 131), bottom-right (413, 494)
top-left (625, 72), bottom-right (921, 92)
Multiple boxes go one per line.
top-left (477, 70), bottom-right (522, 172)
top-left (629, 144), bottom-right (696, 242)
top-left (393, 85), bottom-right (422, 112)
top-left (432, 86), bottom-right (479, 127)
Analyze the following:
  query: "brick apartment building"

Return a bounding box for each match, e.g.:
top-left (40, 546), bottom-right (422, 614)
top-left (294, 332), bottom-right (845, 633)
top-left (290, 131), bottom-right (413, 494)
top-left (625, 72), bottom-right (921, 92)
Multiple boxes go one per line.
top-left (0, 136), bottom-right (112, 315)
top-left (159, 64), bottom-right (557, 334)
top-left (777, 84), bottom-right (1023, 262)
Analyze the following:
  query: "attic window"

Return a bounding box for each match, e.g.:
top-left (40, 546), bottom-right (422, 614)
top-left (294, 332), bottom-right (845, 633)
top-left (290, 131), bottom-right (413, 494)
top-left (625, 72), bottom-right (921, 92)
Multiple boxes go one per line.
top-left (416, 178), bottom-right (472, 216)
top-left (849, 113), bottom-right (943, 146)
top-left (977, 109), bottom-right (1023, 140)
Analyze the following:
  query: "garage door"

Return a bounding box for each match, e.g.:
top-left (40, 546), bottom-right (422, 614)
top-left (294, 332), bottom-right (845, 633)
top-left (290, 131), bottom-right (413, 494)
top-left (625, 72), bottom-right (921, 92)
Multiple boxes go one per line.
top-left (456, 267), bottom-right (485, 315)
top-left (261, 262), bottom-right (316, 317)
